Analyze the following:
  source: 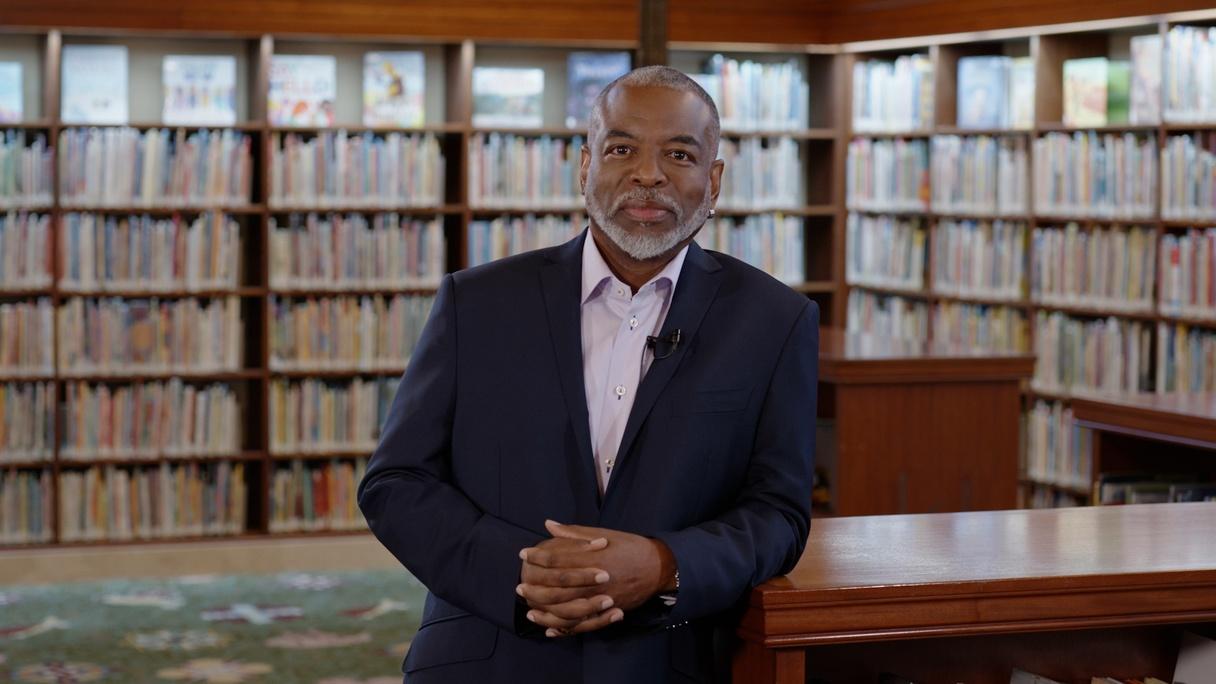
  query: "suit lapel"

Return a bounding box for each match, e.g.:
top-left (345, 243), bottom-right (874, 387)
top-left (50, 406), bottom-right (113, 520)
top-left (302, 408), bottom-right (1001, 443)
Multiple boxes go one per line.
top-left (605, 242), bottom-right (723, 499)
top-left (538, 231), bottom-right (601, 509)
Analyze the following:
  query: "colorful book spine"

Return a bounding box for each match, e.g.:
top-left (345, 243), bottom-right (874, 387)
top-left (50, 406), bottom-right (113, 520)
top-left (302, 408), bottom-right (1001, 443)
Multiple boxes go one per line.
top-left (0, 469), bottom-right (53, 544)
top-left (1130, 34), bottom-right (1162, 124)
top-left (60, 380), bottom-right (241, 460)
top-left (269, 294), bottom-right (433, 372)
top-left (0, 298), bottom-right (53, 376)
top-left (467, 213), bottom-right (583, 267)
top-left (270, 213), bottom-right (445, 290)
top-left (269, 458), bottom-right (368, 533)
top-left (851, 54), bottom-right (934, 133)
top-left (1030, 223), bottom-right (1157, 313)
top-left (845, 212), bottom-right (925, 292)
top-left (0, 130), bottom-right (53, 208)
top-left (697, 55), bottom-right (809, 131)
top-left (1164, 25), bottom-right (1216, 123)
top-left (694, 213), bottom-right (805, 284)
top-left (468, 133), bottom-right (582, 209)
top-left (58, 462), bottom-right (246, 542)
top-left (1161, 134), bottom-right (1216, 220)
top-left (0, 211), bottom-right (52, 289)
top-left (1023, 400), bottom-right (1094, 491)
top-left (932, 302), bottom-right (1029, 352)
top-left (57, 297), bottom-right (244, 375)
top-left (1159, 229), bottom-right (1216, 320)
top-left (1032, 312), bottom-right (1153, 396)
top-left (0, 382), bottom-right (54, 463)
top-left (1156, 323), bottom-right (1216, 394)
top-left (269, 377), bottom-right (398, 455)
top-left (1033, 132), bottom-right (1157, 219)
top-left (933, 219), bottom-right (1025, 301)
top-left (846, 138), bottom-right (930, 212)
top-left (930, 135), bottom-right (1028, 215)
top-left (59, 212), bottom-right (241, 293)
top-left (270, 131), bottom-right (444, 209)
top-left (58, 128), bottom-right (253, 207)
top-left (717, 136), bottom-right (803, 210)
top-left (846, 289), bottom-right (929, 342)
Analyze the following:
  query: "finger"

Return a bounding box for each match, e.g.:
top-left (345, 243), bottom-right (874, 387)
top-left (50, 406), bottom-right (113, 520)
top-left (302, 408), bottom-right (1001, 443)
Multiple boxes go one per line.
top-left (521, 545), bottom-right (603, 569)
top-left (525, 608), bottom-right (584, 631)
top-left (517, 582), bottom-right (598, 606)
top-left (546, 520), bottom-right (608, 548)
top-left (520, 564), bottom-right (609, 588)
top-left (564, 608), bottom-right (625, 635)
top-left (530, 594), bottom-right (615, 621)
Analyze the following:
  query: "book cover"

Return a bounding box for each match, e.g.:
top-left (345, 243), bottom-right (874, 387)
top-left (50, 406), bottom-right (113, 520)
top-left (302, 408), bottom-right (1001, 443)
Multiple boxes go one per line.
top-left (269, 55), bottom-right (336, 127)
top-left (1009, 57), bottom-right (1035, 129)
top-left (1129, 34), bottom-right (1162, 124)
top-left (565, 51), bottom-right (631, 129)
top-left (472, 67), bottom-right (544, 129)
top-left (162, 55), bottom-right (237, 126)
top-left (1063, 57), bottom-right (1108, 127)
top-left (1107, 60), bottom-right (1131, 124)
top-left (362, 51), bottom-right (425, 127)
top-left (61, 45), bottom-right (129, 125)
top-left (0, 62), bottom-right (21, 123)
top-left (956, 56), bottom-right (1009, 129)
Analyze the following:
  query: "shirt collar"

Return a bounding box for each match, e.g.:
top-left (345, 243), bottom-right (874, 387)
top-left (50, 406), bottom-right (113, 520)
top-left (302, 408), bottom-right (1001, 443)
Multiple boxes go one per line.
top-left (581, 230), bottom-right (690, 305)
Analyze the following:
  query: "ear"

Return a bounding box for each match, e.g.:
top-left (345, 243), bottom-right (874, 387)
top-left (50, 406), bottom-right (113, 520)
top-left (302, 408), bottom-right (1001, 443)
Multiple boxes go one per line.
top-left (708, 157), bottom-right (724, 205)
top-left (579, 144), bottom-right (591, 195)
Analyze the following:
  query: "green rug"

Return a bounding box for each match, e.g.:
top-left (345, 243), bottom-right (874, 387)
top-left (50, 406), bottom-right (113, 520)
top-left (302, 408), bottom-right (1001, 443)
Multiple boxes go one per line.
top-left (0, 569), bottom-right (429, 683)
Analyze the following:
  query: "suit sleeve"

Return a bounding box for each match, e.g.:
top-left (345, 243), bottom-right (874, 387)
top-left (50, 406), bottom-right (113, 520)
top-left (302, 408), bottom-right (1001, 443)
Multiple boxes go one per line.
top-left (653, 300), bottom-right (818, 624)
top-left (357, 273), bottom-right (544, 632)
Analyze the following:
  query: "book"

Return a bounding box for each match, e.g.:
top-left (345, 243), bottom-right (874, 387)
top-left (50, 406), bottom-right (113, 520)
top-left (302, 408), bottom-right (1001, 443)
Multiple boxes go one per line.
top-left (162, 55), bottom-right (237, 126)
top-left (472, 67), bottom-right (544, 128)
top-left (269, 379), bottom-right (397, 454)
top-left (268, 294), bottom-right (433, 372)
top-left (846, 137), bottom-right (930, 212)
top-left (846, 289), bottom-right (929, 342)
top-left (268, 55), bottom-right (336, 127)
top-left (1107, 60), bottom-right (1132, 124)
top-left (468, 132), bottom-right (582, 208)
top-left (61, 45), bottom-right (129, 125)
top-left (957, 56), bottom-right (1009, 129)
top-left (468, 213), bottom-right (584, 268)
top-left (270, 131), bottom-right (444, 208)
top-left (0, 62), bottom-right (21, 123)
top-left (1010, 57), bottom-right (1035, 129)
top-left (362, 51), bottom-right (425, 127)
top-left (1063, 57), bottom-right (1109, 127)
top-left (852, 54), bottom-right (934, 132)
top-left (718, 136), bottom-right (802, 210)
top-left (846, 212), bottom-right (926, 292)
top-left (694, 213), bottom-right (805, 284)
top-left (693, 54), bottom-right (809, 131)
top-left (1033, 132), bottom-right (1157, 219)
top-left (1130, 35), bottom-right (1162, 124)
top-left (565, 51), bottom-right (631, 129)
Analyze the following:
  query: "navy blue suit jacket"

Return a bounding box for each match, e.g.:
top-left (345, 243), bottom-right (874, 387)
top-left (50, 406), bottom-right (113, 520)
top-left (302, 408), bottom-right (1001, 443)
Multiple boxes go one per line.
top-left (358, 231), bottom-right (818, 683)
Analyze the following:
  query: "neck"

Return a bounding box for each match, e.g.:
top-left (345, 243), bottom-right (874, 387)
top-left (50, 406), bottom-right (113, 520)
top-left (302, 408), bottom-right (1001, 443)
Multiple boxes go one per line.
top-left (588, 224), bottom-right (687, 293)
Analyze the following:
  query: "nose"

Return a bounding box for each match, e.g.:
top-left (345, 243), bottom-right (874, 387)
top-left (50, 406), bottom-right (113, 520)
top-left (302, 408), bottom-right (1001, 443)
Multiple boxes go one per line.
top-left (629, 150), bottom-right (667, 188)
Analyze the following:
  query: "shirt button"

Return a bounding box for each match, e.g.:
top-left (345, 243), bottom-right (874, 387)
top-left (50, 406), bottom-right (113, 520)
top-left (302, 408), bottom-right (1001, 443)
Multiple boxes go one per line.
top-left (616, 287), bottom-right (625, 297)
top-left (615, 385), bottom-right (627, 397)
top-left (629, 317), bottom-right (638, 329)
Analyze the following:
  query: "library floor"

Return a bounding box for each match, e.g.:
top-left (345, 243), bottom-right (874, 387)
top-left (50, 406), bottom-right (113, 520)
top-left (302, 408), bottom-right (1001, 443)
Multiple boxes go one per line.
top-left (0, 569), bottom-right (426, 683)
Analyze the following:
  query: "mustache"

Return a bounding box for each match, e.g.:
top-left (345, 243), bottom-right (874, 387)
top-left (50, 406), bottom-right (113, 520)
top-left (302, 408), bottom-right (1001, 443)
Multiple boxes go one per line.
top-left (609, 189), bottom-right (682, 220)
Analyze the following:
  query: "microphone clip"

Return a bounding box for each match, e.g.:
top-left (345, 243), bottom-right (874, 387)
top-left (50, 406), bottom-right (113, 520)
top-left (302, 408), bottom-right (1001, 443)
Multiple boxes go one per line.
top-left (646, 329), bottom-right (682, 360)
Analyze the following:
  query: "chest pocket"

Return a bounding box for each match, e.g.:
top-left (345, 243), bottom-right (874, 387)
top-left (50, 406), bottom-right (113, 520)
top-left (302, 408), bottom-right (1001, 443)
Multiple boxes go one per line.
top-left (688, 387), bottom-right (752, 414)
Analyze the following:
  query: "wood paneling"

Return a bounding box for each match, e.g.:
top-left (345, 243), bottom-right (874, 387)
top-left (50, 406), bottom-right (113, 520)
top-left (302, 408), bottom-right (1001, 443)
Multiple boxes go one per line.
top-left (668, 0), bottom-right (829, 45)
top-left (0, 0), bottom-right (637, 43)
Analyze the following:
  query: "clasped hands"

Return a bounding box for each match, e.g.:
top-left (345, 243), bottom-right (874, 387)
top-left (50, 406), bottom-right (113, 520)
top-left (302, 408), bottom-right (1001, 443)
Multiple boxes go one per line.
top-left (517, 519), bottom-right (676, 638)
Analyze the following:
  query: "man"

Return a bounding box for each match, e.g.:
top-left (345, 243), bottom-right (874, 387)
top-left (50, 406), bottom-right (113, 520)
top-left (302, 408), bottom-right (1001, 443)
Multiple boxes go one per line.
top-left (358, 65), bottom-right (818, 683)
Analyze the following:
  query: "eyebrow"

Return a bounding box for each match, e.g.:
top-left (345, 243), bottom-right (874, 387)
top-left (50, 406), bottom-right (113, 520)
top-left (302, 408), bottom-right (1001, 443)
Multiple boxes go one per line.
top-left (603, 129), bottom-right (704, 150)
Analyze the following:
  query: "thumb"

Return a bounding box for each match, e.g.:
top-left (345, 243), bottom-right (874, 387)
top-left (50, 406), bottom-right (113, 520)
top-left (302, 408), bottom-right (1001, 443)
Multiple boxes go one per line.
top-left (545, 520), bottom-right (608, 548)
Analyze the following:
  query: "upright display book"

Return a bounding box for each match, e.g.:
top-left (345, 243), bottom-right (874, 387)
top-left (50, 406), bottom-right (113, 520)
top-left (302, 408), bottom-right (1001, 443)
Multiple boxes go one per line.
top-left (1106, 60), bottom-right (1131, 124)
top-left (956, 56), bottom-right (1009, 129)
top-left (61, 45), bottom-right (129, 125)
top-left (472, 67), bottom-right (544, 129)
top-left (162, 55), bottom-right (237, 126)
top-left (0, 63), bottom-right (21, 123)
top-left (1130, 34), bottom-right (1162, 124)
top-left (269, 55), bottom-right (336, 127)
top-left (565, 51), bottom-right (631, 129)
top-left (363, 51), bottom-right (425, 127)
top-left (1009, 57), bottom-right (1035, 129)
top-left (1063, 57), bottom-right (1108, 127)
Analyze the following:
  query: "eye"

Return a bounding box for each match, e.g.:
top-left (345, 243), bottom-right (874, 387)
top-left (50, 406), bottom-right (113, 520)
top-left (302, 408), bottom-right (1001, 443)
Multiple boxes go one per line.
top-left (670, 150), bottom-right (691, 162)
top-left (608, 145), bottom-right (631, 156)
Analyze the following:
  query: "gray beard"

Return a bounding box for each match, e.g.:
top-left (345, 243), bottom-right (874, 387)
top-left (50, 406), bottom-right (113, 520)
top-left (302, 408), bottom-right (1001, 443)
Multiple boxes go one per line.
top-left (585, 182), bottom-right (714, 261)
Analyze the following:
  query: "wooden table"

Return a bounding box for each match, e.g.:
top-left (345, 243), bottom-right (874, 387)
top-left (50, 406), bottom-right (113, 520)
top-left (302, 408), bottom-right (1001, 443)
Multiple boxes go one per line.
top-left (817, 329), bottom-right (1036, 515)
top-left (734, 503), bottom-right (1216, 684)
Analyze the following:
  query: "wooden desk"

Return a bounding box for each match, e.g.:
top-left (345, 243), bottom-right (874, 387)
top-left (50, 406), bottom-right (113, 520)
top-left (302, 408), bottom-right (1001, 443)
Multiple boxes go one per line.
top-left (817, 329), bottom-right (1036, 515)
top-left (734, 503), bottom-right (1216, 684)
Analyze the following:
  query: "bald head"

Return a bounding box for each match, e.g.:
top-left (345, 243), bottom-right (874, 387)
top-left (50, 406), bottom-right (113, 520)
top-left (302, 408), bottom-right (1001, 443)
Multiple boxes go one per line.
top-left (587, 65), bottom-right (721, 159)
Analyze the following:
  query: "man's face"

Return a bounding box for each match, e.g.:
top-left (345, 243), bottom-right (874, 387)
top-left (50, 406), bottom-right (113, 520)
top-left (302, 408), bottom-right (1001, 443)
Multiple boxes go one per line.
top-left (580, 85), bottom-right (724, 262)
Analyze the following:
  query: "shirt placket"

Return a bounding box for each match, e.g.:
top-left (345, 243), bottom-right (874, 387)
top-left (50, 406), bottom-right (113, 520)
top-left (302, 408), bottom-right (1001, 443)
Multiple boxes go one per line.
top-left (596, 281), bottom-right (650, 492)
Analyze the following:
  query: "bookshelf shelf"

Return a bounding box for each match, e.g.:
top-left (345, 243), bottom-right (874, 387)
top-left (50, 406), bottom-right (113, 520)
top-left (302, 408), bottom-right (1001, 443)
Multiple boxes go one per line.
top-left (0, 460), bottom-right (53, 469)
top-left (931, 211), bottom-right (1032, 222)
top-left (67, 121), bottom-right (267, 132)
top-left (0, 287), bottom-right (55, 298)
top-left (469, 205), bottom-right (586, 214)
top-left (1033, 215), bottom-right (1159, 225)
top-left (269, 286), bottom-right (440, 297)
top-left (270, 368), bottom-right (408, 379)
top-left (58, 205), bottom-right (265, 215)
top-left (1035, 122), bottom-right (1161, 134)
top-left (58, 287), bottom-right (266, 298)
top-left (1030, 302), bottom-right (1157, 321)
top-left (0, 373), bottom-right (55, 382)
top-left (270, 123), bottom-right (466, 135)
top-left (716, 205), bottom-right (836, 217)
top-left (1160, 314), bottom-right (1216, 329)
top-left (0, 121), bottom-right (53, 130)
top-left (847, 283), bottom-right (931, 299)
top-left (267, 204), bottom-right (463, 214)
top-left (470, 126), bottom-right (586, 138)
top-left (721, 128), bottom-right (836, 139)
top-left (57, 452), bottom-right (266, 467)
top-left (791, 281), bottom-right (836, 294)
top-left (850, 130), bottom-right (934, 138)
top-left (932, 292), bottom-right (1029, 308)
top-left (1018, 476), bottom-right (1091, 498)
top-left (933, 126), bottom-right (1032, 136)
top-left (57, 370), bottom-right (263, 383)
top-left (269, 450), bottom-right (375, 461)
top-left (847, 206), bottom-right (930, 217)
top-left (1163, 219), bottom-right (1216, 228)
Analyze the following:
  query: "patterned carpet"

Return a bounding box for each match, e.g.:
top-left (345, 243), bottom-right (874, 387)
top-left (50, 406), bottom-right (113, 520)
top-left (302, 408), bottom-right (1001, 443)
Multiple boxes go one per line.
top-left (0, 569), bottom-right (429, 683)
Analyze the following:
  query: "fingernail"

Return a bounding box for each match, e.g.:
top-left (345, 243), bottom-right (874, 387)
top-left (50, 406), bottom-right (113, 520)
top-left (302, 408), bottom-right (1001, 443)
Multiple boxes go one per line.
top-left (519, 549), bottom-right (528, 561)
top-left (546, 628), bottom-right (558, 638)
top-left (595, 572), bottom-right (609, 584)
top-left (516, 584), bottom-right (524, 597)
top-left (610, 610), bottom-right (623, 623)
top-left (600, 598), bottom-right (614, 610)
top-left (526, 611), bottom-right (537, 623)
top-left (546, 519), bottom-right (561, 526)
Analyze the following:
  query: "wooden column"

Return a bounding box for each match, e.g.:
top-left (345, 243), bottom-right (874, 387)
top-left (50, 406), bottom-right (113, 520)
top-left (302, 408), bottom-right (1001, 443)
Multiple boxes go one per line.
top-left (637, 0), bottom-right (667, 67)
